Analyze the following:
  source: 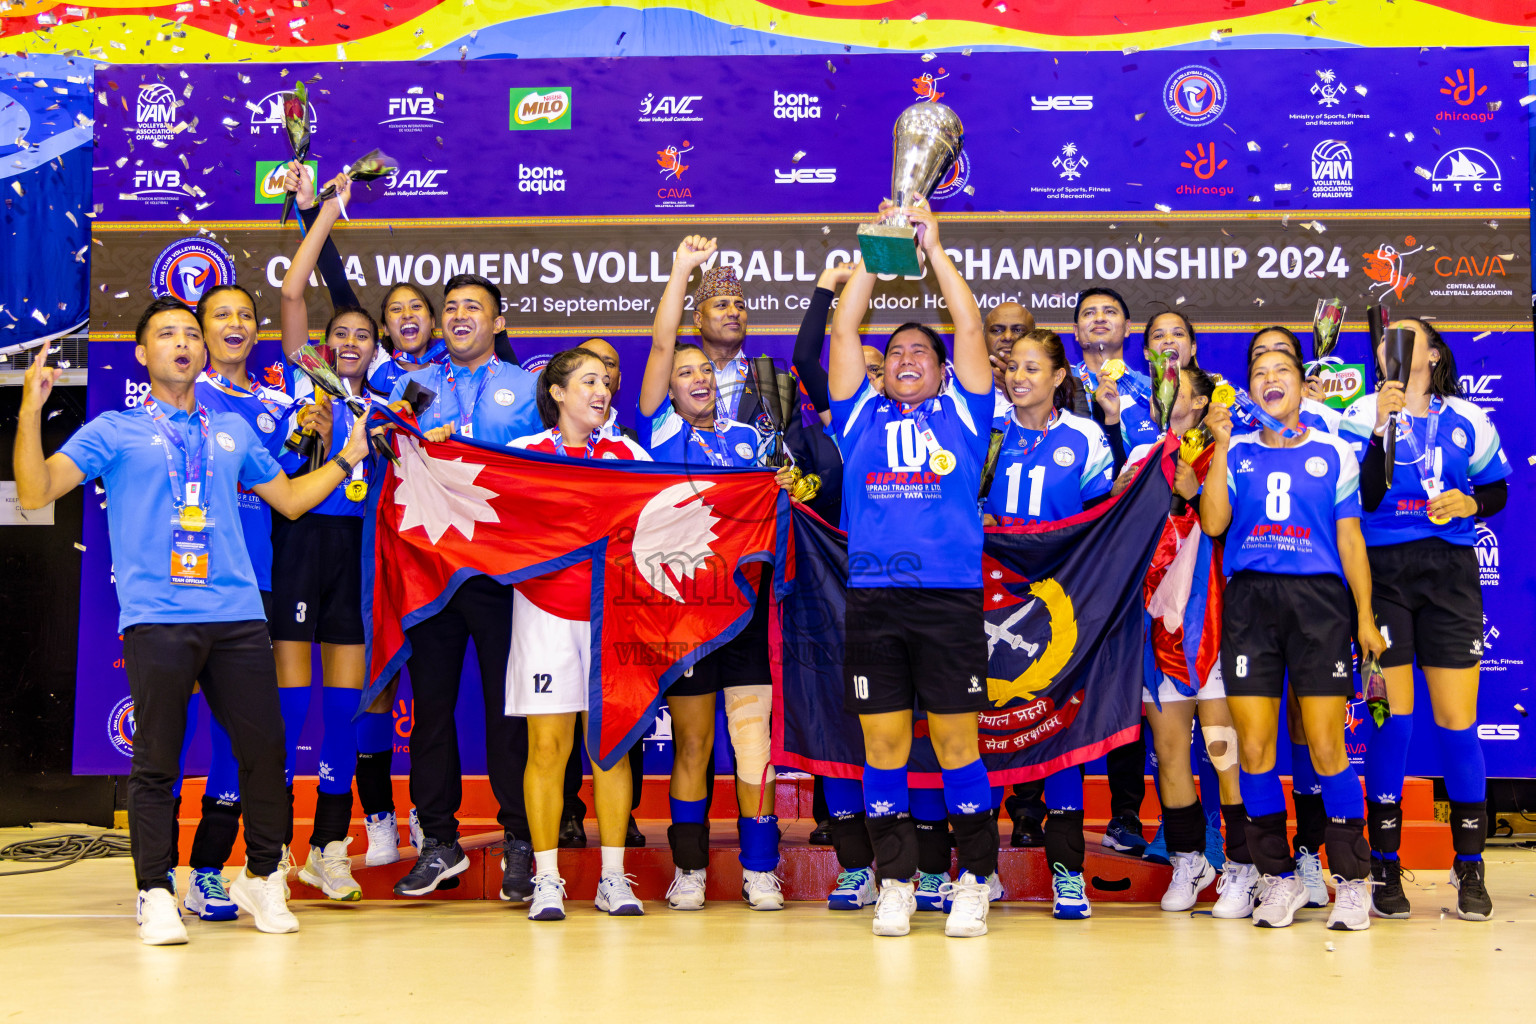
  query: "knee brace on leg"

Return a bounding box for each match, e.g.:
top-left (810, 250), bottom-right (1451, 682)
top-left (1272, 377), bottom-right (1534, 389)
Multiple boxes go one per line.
top-left (1200, 725), bottom-right (1239, 772)
top-left (724, 685), bottom-right (774, 787)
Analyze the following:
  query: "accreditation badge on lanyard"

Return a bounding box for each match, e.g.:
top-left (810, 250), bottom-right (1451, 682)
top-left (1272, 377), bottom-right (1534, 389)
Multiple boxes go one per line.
top-left (143, 396), bottom-right (215, 586)
top-left (1397, 397), bottom-right (1448, 524)
top-left (688, 422), bottom-right (732, 466)
top-left (445, 358), bottom-right (498, 440)
top-left (907, 398), bottom-right (955, 476)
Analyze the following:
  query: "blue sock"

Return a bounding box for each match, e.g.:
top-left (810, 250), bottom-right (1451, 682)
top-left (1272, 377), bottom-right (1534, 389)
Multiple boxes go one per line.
top-left (279, 687), bottom-right (313, 787)
top-left (1290, 741), bottom-right (1320, 797)
top-left (862, 765), bottom-right (909, 819)
top-left (175, 694), bottom-right (201, 799)
top-left (821, 776), bottom-right (864, 818)
top-left (737, 815), bottom-right (780, 871)
top-left (990, 784), bottom-right (1004, 811)
top-left (909, 785), bottom-right (946, 821)
top-left (206, 712), bottom-right (240, 805)
top-left (317, 687), bottom-right (359, 795)
top-left (1239, 767), bottom-right (1286, 818)
top-left (1436, 725), bottom-right (1487, 803)
top-left (1043, 768), bottom-right (1084, 811)
top-left (941, 760), bottom-right (992, 816)
top-left (1317, 764), bottom-right (1365, 821)
top-left (356, 709), bottom-right (394, 755)
top-left (1364, 712), bottom-right (1413, 804)
top-left (669, 796), bottom-right (707, 825)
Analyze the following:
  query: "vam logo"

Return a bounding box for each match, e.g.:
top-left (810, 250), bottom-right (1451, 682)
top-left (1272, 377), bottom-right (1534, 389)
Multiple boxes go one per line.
top-left (1475, 521), bottom-right (1499, 586)
top-left (1310, 139), bottom-right (1353, 199)
top-left (249, 90), bottom-right (316, 136)
top-left (774, 166), bottom-right (836, 184)
top-left (135, 83), bottom-right (177, 140)
top-left (1031, 95), bottom-right (1092, 111)
top-left (1431, 148), bottom-right (1501, 193)
top-left (509, 87), bottom-right (572, 130)
top-left (1163, 65), bottom-right (1227, 127)
top-left (639, 93), bottom-right (704, 123)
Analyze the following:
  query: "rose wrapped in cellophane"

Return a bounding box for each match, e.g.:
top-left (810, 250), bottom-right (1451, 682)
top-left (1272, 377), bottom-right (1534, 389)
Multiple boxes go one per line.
top-left (279, 80), bottom-right (311, 226)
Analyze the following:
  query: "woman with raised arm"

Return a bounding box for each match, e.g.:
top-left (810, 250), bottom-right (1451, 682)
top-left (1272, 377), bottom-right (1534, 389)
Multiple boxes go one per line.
top-left (826, 200), bottom-right (997, 939)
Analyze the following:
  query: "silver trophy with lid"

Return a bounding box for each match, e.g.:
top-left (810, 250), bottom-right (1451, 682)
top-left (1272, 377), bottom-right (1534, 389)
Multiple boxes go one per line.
top-left (857, 101), bottom-right (965, 276)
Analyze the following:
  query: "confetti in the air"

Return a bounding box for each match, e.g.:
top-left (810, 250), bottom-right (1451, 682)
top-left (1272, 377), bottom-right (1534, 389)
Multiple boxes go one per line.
top-left (911, 12), bottom-right (928, 23)
top-left (1247, 141), bottom-right (1260, 151)
top-left (1154, 203), bottom-right (1171, 212)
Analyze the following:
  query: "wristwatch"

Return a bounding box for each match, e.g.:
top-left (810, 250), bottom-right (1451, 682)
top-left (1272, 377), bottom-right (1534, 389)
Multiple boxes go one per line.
top-left (332, 454), bottom-right (354, 476)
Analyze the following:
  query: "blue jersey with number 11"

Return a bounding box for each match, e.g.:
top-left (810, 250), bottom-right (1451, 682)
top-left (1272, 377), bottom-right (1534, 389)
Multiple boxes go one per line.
top-left (983, 410), bottom-right (1112, 525)
top-left (1224, 429), bottom-right (1361, 580)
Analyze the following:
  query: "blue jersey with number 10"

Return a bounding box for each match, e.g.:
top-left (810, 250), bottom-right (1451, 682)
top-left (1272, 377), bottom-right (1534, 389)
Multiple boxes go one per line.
top-left (1224, 429), bottom-right (1361, 580)
top-left (983, 410), bottom-right (1112, 526)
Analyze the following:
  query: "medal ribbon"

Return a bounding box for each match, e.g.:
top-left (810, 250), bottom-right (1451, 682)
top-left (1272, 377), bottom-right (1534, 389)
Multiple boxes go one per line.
top-left (550, 427), bottom-right (601, 460)
top-left (142, 396), bottom-right (213, 517)
top-left (442, 356), bottom-right (501, 430)
top-left (1004, 408), bottom-right (1060, 462)
top-left (688, 421), bottom-right (733, 466)
top-left (1394, 396), bottom-right (1444, 496)
top-left (205, 370), bottom-right (288, 420)
top-left (1229, 387), bottom-right (1303, 439)
top-left (904, 397), bottom-right (945, 462)
top-left (715, 354), bottom-right (750, 422)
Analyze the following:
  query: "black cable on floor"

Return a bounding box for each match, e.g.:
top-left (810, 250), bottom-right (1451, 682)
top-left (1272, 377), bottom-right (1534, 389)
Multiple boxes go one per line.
top-left (0, 832), bottom-right (133, 876)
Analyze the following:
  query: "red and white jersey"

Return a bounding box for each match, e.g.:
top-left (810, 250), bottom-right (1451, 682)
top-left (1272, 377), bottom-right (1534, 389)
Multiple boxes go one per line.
top-left (508, 429), bottom-right (652, 619)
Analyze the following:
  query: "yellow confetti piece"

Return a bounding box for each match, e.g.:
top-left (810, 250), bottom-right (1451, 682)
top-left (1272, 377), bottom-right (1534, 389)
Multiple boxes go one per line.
top-left (74, 543), bottom-right (87, 553)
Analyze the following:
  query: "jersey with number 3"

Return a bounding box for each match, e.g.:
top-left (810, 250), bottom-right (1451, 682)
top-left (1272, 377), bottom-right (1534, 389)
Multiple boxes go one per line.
top-left (1224, 429), bottom-right (1361, 580)
top-left (983, 410), bottom-right (1112, 526)
top-left (831, 376), bottom-right (994, 588)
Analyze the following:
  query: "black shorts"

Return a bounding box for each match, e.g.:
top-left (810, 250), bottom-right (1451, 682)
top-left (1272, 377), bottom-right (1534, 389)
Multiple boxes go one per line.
top-left (1370, 538), bottom-right (1483, 670)
top-left (669, 580), bottom-right (772, 698)
top-left (843, 586), bottom-right (989, 715)
top-left (268, 513), bottom-right (365, 645)
top-left (1221, 571), bottom-right (1356, 699)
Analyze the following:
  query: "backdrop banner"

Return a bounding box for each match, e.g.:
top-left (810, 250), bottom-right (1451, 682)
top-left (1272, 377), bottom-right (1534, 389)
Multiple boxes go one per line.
top-left (77, 48), bottom-right (1533, 779)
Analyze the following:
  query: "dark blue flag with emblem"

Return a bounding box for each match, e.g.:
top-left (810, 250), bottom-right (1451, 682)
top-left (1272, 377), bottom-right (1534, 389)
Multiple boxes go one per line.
top-left (772, 434), bottom-right (1176, 785)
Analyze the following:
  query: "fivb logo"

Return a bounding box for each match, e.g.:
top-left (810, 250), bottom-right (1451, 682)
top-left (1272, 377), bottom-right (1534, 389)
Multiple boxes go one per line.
top-left (130, 169), bottom-right (183, 197)
top-left (383, 91), bottom-right (442, 128)
top-left (773, 91), bottom-right (821, 120)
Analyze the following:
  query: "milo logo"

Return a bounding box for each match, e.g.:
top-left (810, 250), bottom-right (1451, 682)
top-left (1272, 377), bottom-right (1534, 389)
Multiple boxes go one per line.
top-left (1316, 363), bottom-right (1365, 409)
top-left (509, 87), bottom-right (572, 130)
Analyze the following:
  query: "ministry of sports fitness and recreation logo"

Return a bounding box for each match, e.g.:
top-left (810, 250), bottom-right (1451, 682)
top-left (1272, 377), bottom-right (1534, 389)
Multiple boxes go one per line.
top-left (1292, 68), bottom-right (1369, 130)
top-left (381, 89), bottom-right (443, 132)
top-left (1052, 143), bottom-right (1087, 180)
top-left (1430, 147), bottom-right (1501, 194)
top-left (1310, 139), bottom-right (1353, 199)
top-left (107, 695), bottom-right (135, 757)
top-left (508, 87), bottom-right (572, 130)
top-left (1163, 65), bottom-right (1227, 127)
top-left (254, 159), bottom-right (318, 204)
top-left (249, 90), bottom-right (316, 136)
top-left (150, 237), bottom-right (237, 305)
top-left (639, 92), bottom-right (703, 123)
top-left (1311, 68), bottom-right (1348, 107)
top-left (135, 82), bottom-right (177, 142)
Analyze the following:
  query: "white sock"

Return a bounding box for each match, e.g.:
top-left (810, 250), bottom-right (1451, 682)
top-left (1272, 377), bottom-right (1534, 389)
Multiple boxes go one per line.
top-left (601, 846), bottom-right (626, 877)
top-left (533, 848), bottom-right (559, 877)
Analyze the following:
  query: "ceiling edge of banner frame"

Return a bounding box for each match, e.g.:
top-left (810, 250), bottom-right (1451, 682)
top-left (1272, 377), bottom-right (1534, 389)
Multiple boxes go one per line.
top-left (89, 209), bottom-right (1535, 233)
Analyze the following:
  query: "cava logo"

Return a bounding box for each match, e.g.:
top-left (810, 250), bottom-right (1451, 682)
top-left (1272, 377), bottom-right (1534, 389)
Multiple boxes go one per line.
top-left (249, 90), bottom-right (316, 135)
top-left (1475, 522), bottom-right (1499, 586)
top-left (1431, 148), bottom-right (1501, 193)
top-left (912, 68), bottom-right (948, 103)
top-left (1310, 139), bottom-right (1353, 199)
top-left (519, 163), bottom-right (566, 194)
top-left (1031, 95), bottom-right (1093, 111)
top-left (386, 168), bottom-right (449, 197)
top-left (384, 91), bottom-right (442, 131)
top-left (774, 166), bottom-right (836, 184)
top-left (509, 87), bottom-right (572, 130)
top-left (1163, 65), bottom-right (1227, 127)
top-left (639, 93), bottom-right (703, 123)
top-left (135, 83), bottom-right (177, 140)
top-left (255, 159), bottom-right (318, 204)
top-left (1316, 363), bottom-right (1365, 409)
top-left (1361, 235), bottom-right (1421, 302)
top-left (654, 140), bottom-right (695, 208)
top-left (773, 91), bottom-right (821, 120)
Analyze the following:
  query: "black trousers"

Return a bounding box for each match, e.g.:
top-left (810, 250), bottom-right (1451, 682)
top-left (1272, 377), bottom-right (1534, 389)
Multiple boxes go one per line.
top-left (562, 719), bottom-right (644, 818)
top-left (123, 619), bottom-right (286, 890)
top-left (404, 576), bottom-right (529, 845)
top-left (1106, 722), bottom-right (1148, 822)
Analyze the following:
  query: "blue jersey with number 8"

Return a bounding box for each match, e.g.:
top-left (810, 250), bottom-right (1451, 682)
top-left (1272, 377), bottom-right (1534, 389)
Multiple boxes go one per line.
top-left (1223, 429), bottom-right (1361, 580)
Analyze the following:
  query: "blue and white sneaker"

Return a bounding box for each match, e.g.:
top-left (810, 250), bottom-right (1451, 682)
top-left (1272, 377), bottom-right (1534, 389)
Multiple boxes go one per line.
top-left (528, 872), bottom-right (567, 921)
top-left (184, 867), bottom-right (239, 921)
top-left (595, 873), bottom-right (644, 916)
top-left (914, 871), bottom-right (948, 911)
top-left (1204, 819), bottom-right (1227, 871)
top-left (408, 807), bottom-right (423, 852)
top-left (1102, 815), bottom-right (1147, 855)
top-left (1051, 863), bottom-right (1092, 920)
top-left (1142, 820), bottom-right (1170, 865)
top-left (827, 867), bottom-right (876, 910)
top-left (941, 871), bottom-right (1003, 912)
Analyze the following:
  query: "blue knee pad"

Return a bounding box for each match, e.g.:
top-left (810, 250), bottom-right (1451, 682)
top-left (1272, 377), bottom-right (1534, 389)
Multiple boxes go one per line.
top-left (1317, 764), bottom-right (1365, 821)
top-left (1436, 725), bottom-right (1487, 804)
top-left (909, 785), bottom-right (946, 821)
top-left (1239, 767), bottom-right (1286, 818)
top-left (941, 760), bottom-right (991, 817)
top-left (279, 687), bottom-right (312, 787)
top-left (356, 709), bottom-right (394, 756)
top-left (206, 711), bottom-right (241, 805)
top-left (1364, 713), bottom-right (1413, 804)
top-left (821, 776), bottom-right (864, 818)
top-left (317, 687), bottom-right (359, 795)
top-left (1043, 768), bottom-right (1083, 811)
top-left (863, 765), bottom-right (909, 819)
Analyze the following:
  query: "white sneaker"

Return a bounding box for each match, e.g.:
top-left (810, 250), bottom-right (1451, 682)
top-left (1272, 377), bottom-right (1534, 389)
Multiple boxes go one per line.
top-left (1327, 875), bottom-right (1373, 931)
top-left (277, 845), bottom-right (293, 901)
top-left (1295, 847), bottom-right (1330, 908)
top-left (408, 807), bottom-right (423, 852)
top-left (527, 872), bottom-right (567, 921)
top-left (1252, 874), bottom-right (1307, 929)
top-left (666, 867), bottom-right (707, 910)
top-left (940, 870), bottom-right (1004, 912)
top-left (1161, 851), bottom-right (1217, 912)
top-left (595, 873), bottom-right (645, 916)
top-left (1212, 861), bottom-right (1261, 919)
top-left (942, 871), bottom-right (990, 937)
top-left (363, 812), bottom-right (401, 867)
top-left (228, 867), bottom-right (300, 934)
top-left (872, 878), bottom-right (917, 936)
top-left (136, 888), bottom-right (188, 946)
top-left (742, 869), bottom-right (784, 911)
top-left (298, 839), bottom-right (362, 902)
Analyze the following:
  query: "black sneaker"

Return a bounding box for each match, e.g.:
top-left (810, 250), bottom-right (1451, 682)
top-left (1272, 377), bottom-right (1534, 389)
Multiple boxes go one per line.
top-left (1451, 859), bottom-right (1492, 921)
top-left (392, 839), bottom-right (469, 897)
top-left (1369, 855), bottom-right (1411, 918)
top-left (1011, 815), bottom-right (1045, 848)
top-left (625, 815), bottom-right (647, 848)
top-left (808, 819), bottom-right (833, 846)
top-left (558, 814), bottom-right (587, 849)
top-left (1102, 814), bottom-right (1147, 855)
top-left (500, 838), bottom-right (534, 902)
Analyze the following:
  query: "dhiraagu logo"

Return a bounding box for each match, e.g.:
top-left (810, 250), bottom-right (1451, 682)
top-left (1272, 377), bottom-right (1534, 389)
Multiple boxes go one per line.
top-left (255, 159), bottom-right (319, 204)
top-left (509, 87), bottom-right (572, 130)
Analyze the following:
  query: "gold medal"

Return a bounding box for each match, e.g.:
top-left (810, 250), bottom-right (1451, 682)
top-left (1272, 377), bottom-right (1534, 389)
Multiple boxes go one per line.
top-left (1100, 358), bottom-right (1128, 382)
top-left (929, 449), bottom-right (957, 476)
top-left (1428, 513), bottom-right (1451, 525)
top-left (179, 505), bottom-right (206, 532)
top-left (1212, 382), bottom-right (1236, 407)
top-left (346, 478), bottom-right (368, 503)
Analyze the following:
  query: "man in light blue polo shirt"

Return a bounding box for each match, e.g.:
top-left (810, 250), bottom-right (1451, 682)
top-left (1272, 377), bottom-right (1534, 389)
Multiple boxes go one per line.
top-left (14, 297), bottom-right (372, 946)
